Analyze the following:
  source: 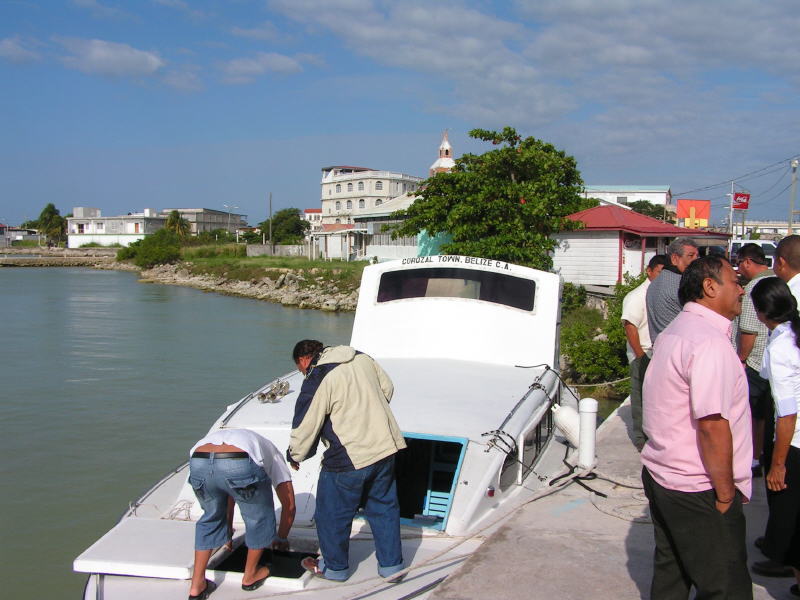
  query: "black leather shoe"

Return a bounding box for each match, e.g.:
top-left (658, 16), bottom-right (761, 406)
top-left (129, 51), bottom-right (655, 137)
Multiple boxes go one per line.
top-left (754, 536), bottom-right (765, 551)
top-left (752, 559), bottom-right (793, 577)
top-left (791, 583), bottom-right (799, 597)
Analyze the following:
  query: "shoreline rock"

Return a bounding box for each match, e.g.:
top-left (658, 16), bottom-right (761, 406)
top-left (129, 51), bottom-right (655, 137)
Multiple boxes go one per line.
top-left (137, 262), bottom-right (358, 312)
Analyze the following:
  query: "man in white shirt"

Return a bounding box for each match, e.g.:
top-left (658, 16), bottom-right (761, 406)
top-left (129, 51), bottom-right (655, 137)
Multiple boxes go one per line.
top-left (622, 254), bottom-right (669, 450)
top-left (188, 429), bottom-right (296, 599)
top-left (774, 235), bottom-right (800, 307)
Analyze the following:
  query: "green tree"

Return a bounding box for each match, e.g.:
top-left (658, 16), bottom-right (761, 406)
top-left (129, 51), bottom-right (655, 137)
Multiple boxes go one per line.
top-left (38, 203), bottom-right (67, 244)
top-left (164, 210), bottom-right (191, 241)
top-left (258, 208), bottom-right (310, 244)
top-left (628, 200), bottom-right (675, 223)
top-left (391, 127), bottom-right (589, 270)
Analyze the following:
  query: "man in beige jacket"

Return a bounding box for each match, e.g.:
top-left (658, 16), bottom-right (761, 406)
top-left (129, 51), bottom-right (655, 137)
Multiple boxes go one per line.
top-left (288, 340), bottom-right (406, 582)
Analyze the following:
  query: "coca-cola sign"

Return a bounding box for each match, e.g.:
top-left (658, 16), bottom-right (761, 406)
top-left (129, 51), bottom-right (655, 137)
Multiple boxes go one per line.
top-left (733, 192), bottom-right (750, 210)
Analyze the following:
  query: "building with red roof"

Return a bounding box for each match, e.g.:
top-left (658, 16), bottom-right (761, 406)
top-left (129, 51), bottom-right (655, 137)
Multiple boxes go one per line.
top-left (552, 204), bottom-right (728, 287)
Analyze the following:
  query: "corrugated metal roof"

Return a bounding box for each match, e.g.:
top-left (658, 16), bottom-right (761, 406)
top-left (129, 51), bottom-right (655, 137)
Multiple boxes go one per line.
top-left (567, 204), bottom-right (726, 238)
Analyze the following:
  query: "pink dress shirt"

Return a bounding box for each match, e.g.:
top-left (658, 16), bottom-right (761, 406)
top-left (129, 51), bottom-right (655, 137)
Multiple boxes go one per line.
top-left (641, 302), bottom-right (752, 499)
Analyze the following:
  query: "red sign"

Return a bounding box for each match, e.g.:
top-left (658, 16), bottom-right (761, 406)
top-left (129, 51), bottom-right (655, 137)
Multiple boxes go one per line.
top-left (733, 192), bottom-right (750, 210)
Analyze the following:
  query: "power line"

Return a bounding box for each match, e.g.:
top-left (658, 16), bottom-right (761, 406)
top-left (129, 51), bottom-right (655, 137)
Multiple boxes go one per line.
top-left (673, 154), bottom-right (799, 197)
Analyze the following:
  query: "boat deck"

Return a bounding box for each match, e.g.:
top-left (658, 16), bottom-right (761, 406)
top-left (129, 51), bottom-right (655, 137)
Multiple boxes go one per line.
top-left (429, 400), bottom-right (779, 600)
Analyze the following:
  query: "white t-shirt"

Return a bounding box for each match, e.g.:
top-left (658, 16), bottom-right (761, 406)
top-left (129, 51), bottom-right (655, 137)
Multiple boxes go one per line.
top-left (190, 428), bottom-right (292, 486)
top-left (621, 279), bottom-right (652, 363)
top-left (788, 273), bottom-right (800, 309)
top-left (760, 322), bottom-right (800, 448)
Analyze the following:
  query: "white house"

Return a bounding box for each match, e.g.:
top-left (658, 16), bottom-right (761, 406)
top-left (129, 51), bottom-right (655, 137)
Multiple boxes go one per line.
top-left (552, 204), bottom-right (728, 288)
top-left (583, 185), bottom-right (674, 212)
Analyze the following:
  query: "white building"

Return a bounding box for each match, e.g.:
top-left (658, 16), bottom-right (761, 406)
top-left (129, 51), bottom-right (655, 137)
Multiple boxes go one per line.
top-left (583, 185), bottom-right (674, 212)
top-left (731, 219), bottom-right (791, 240)
top-left (319, 166), bottom-right (423, 226)
top-left (67, 207), bottom-right (246, 248)
top-left (302, 208), bottom-right (323, 233)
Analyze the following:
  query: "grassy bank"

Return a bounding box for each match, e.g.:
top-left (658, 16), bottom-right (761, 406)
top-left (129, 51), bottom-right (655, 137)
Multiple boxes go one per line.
top-left (179, 248), bottom-right (367, 294)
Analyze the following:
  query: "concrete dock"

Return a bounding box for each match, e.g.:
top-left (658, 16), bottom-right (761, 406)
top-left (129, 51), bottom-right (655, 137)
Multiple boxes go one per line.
top-left (430, 402), bottom-right (790, 600)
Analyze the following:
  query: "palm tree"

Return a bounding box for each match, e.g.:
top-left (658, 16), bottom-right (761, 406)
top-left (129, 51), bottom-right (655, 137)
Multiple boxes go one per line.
top-left (165, 210), bottom-right (191, 241)
top-left (38, 203), bottom-right (66, 246)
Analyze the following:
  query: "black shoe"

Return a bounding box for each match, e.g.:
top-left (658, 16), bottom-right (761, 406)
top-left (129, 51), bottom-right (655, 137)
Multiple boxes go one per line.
top-left (754, 536), bottom-right (765, 551)
top-left (189, 579), bottom-right (217, 600)
top-left (752, 559), bottom-right (794, 577)
top-left (791, 583), bottom-right (799, 597)
top-left (242, 575), bottom-right (268, 591)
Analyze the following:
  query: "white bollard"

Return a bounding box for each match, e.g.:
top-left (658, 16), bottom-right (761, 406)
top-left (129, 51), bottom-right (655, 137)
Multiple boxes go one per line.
top-left (578, 397), bottom-right (598, 470)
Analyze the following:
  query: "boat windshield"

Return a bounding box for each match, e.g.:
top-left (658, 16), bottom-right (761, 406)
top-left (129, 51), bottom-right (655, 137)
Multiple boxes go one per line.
top-left (377, 267), bottom-right (535, 311)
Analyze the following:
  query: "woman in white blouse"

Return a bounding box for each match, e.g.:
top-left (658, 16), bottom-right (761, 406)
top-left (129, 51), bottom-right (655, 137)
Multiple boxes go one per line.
top-left (752, 276), bottom-right (800, 594)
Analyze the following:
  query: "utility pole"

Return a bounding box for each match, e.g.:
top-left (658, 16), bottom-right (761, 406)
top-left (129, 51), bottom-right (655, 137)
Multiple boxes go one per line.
top-left (790, 159), bottom-right (798, 235)
top-left (268, 192), bottom-right (273, 252)
top-left (728, 181), bottom-right (735, 242)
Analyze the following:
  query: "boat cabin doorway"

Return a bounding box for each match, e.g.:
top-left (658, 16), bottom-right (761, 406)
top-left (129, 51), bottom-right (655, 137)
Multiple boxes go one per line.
top-left (394, 434), bottom-right (467, 531)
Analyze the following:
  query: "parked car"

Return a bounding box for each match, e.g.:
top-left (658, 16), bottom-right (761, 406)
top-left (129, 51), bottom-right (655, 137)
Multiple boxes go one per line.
top-left (730, 239), bottom-right (777, 268)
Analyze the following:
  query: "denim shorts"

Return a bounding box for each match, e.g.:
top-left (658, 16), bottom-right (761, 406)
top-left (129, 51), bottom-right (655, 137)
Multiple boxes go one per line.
top-left (189, 456), bottom-right (276, 550)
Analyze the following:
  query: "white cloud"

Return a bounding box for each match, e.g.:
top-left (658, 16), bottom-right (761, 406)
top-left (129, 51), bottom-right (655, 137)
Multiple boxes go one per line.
top-left (71, 0), bottom-right (132, 20)
top-left (161, 66), bottom-right (203, 91)
top-left (0, 36), bottom-right (40, 63)
top-left (218, 52), bottom-right (307, 84)
top-left (152, 0), bottom-right (207, 20)
top-left (230, 21), bottom-right (283, 42)
top-left (57, 38), bottom-right (165, 77)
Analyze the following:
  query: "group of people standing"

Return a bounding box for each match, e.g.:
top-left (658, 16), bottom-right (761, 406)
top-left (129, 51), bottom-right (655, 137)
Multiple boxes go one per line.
top-left (622, 235), bottom-right (800, 599)
top-left (185, 340), bottom-right (406, 600)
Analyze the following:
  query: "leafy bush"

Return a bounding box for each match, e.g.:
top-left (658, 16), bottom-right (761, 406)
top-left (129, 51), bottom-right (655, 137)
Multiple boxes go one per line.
top-left (115, 230), bottom-right (180, 267)
top-left (560, 282), bottom-right (586, 312)
top-left (560, 273), bottom-right (645, 384)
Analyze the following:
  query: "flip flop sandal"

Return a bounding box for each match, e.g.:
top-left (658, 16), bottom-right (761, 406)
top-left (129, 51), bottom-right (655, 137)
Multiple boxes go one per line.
top-left (188, 579), bottom-right (216, 600)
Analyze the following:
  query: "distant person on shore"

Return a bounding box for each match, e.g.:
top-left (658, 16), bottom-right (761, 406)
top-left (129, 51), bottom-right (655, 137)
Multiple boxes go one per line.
top-left (646, 237), bottom-right (699, 343)
top-left (621, 254), bottom-right (669, 450)
top-left (774, 235), bottom-right (800, 306)
top-left (288, 340), bottom-right (406, 582)
top-left (188, 429), bottom-right (296, 599)
top-left (732, 243), bottom-right (775, 477)
top-left (641, 255), bottom-right (752, 599)
top-left (750, 277), bottom-right (800, 589)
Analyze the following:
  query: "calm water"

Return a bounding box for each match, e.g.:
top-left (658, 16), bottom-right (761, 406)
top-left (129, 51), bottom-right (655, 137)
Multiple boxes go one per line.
top-left (0, 268), bottom-right (354, 598)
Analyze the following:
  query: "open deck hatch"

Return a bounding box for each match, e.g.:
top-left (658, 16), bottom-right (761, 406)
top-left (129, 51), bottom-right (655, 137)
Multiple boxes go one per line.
top-left (394, 434), bottom-right (467, 531)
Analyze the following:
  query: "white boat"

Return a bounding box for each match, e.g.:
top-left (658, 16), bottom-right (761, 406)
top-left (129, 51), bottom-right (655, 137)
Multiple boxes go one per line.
top-left (75, 255), bottom-right (583, 599)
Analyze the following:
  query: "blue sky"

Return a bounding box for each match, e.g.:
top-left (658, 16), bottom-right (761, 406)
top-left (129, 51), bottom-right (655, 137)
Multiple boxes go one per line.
top-left (1, 0), bottom-right (799, 227)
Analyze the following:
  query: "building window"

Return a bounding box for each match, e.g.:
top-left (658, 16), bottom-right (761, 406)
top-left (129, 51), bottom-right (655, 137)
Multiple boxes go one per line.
top-left (335, 201), bottom-right (341, 210)
top-left (336, 184), bottom-right (341, 193)
top-left (347, 183), bottom-right (353, 192)
top-left (359, 199), bottom-right (365, 208)
top-left (375, 199), bottom-right (382, 206)
top-left (346, 200), bottom-right (353, 209)
top-left (376, 181), bottom-right (383, 190)
top-left (96, 222), bottom-right (104, 231)
top-left (328, 189), bottom-right (332, 195)
top-left (358, 181), bottom-right (364, 191)
top-left (335, 218), bottom-right (341, 224)
top-left (616, 196), bottom-right (628, 205)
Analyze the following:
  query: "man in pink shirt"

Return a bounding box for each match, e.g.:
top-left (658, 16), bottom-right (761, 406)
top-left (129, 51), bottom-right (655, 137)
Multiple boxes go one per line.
top-left (642, 255), bottom-right (752, 599)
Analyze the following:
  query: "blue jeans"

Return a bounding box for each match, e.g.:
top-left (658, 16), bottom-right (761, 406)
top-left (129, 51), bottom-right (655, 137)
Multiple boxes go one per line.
top-left (314, 455), bottom-right (404, 580)
top-left (189, 457), bottom-right (276, 551)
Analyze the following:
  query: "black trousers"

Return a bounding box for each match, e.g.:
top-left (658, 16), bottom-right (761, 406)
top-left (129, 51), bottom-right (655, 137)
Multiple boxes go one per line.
top-left (642, 467), bottom-right (752, 600)
top-left (763, 445), bottom-right (800, 568)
